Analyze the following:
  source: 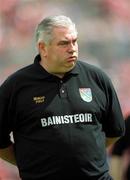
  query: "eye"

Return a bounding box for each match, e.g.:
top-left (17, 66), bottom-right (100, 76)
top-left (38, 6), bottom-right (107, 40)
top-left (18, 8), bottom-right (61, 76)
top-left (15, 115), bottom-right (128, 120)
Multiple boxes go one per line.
top-left (58, 41), bottom-right (69, 46)
top-left (72, 39), bottom-right (77, 44)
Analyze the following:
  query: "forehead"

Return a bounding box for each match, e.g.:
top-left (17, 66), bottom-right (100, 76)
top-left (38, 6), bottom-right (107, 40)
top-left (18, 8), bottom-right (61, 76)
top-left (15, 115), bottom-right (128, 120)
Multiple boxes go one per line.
top-left (52, 26), bottom-right (77, 41)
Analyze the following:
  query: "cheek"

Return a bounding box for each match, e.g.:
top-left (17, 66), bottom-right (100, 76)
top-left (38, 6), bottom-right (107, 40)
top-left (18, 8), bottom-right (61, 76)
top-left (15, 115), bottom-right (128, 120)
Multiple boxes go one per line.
top-left (47, 47), bottom-right (67, 61)
top-left (47, 48), bottom-right (56, 58)
top-left (56, 48), bottom-right (66, 57)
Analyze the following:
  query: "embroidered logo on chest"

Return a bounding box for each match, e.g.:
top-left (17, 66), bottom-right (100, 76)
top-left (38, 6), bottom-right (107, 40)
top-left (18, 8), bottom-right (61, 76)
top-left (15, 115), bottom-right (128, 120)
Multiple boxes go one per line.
top-left (33, 96), bottom-right (45, 104)
top-left (79, 88), bottom-right (92, 102)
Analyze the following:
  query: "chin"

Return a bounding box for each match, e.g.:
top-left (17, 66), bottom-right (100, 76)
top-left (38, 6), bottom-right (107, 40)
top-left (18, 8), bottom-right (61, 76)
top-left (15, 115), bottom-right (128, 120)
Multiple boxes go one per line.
top-left (66, 65), bottom-right (75, 72)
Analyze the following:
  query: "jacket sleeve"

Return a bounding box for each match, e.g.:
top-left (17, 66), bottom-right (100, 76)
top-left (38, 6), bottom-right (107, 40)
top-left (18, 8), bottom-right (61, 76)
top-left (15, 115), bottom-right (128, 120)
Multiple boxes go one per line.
top-left (0, 78), bottom-right (14, 148)
top-left (100, 72), bottom-right (125, 138)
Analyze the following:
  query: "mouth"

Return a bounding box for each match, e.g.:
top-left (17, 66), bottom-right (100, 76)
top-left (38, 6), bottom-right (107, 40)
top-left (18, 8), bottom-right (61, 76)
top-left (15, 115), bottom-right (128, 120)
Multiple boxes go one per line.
top-left (67, 56), bottom-right (77, 61)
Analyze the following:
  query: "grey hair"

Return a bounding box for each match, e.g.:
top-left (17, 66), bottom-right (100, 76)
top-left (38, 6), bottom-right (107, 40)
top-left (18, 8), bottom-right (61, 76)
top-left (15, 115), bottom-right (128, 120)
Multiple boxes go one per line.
top-left (35, 15), bottom-right (77, 45)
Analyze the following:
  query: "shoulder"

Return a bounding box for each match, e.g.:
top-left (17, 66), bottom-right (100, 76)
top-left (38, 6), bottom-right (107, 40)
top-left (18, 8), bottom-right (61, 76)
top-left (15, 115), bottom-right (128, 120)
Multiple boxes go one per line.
top-left (77, 60), bottom-right (102, 72)
top-left (76, 60), bottom-right (115, 93)
top-left (5, 63), bottom-right (34, 81)
top-left (77, 60), bottom-right (110, 81)
top-left (0, 64), bottom-right (34, 95)
top-left (9, 63), bottom-right (34, 80)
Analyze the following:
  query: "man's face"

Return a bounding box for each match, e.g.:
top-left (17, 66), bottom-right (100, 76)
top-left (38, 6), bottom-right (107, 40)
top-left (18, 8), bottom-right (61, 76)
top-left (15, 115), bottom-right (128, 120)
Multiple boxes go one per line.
top-left (43, 26), bottom-right (78, 74)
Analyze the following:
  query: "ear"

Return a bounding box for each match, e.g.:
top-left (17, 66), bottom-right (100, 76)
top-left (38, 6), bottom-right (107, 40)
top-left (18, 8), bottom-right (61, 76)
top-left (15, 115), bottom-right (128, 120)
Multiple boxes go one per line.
top-left (38, 42), bottom-right (47, 57)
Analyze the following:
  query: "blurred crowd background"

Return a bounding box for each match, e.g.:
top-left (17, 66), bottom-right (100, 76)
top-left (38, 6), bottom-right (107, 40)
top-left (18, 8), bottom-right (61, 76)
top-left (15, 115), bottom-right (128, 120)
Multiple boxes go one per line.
top-left (0, 0), bottom-right (130, 179)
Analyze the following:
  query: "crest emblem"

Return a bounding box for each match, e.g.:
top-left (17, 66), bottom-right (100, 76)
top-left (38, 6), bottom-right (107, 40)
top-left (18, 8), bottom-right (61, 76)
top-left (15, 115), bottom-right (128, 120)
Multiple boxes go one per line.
top-left (79, 88), bottom-right (92, 102)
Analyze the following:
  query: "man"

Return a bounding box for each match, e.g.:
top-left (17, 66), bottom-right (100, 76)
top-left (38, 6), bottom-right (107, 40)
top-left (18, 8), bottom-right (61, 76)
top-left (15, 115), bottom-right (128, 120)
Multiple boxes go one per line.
top-left (0, 15), bottom-right (125, 180)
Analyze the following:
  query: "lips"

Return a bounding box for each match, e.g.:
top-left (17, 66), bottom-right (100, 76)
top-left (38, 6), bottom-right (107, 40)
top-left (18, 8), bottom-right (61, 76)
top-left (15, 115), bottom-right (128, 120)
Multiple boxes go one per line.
top-left (68, 56), bottom-right (77, 60)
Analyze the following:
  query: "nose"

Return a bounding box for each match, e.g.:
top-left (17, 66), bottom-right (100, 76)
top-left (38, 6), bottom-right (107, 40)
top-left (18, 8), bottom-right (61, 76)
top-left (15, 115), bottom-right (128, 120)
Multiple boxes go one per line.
top-left (68, 43), bottom-right (76, 53)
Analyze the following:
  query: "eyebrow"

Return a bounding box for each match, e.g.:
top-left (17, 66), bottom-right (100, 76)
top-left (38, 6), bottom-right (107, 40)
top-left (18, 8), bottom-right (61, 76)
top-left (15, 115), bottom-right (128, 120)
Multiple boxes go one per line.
top-left (57, 38), bottom-right (78, 44)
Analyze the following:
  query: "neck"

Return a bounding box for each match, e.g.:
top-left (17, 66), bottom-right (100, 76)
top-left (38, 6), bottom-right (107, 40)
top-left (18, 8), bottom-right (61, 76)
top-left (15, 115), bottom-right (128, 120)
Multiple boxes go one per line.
top-left (39, 60), bottom-right (65, 78)
top-left (51, 73), bottom-right (65, 78)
